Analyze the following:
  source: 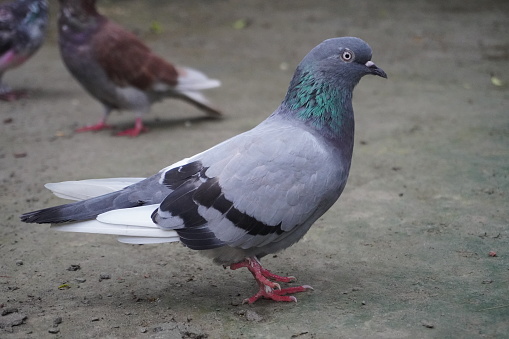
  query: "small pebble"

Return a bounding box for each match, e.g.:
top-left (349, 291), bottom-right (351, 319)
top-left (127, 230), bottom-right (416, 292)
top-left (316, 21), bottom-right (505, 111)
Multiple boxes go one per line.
top-left (421, 320), bottom-right (434, 328)
top-left (245, 310), bottom-right (263, 322)
top-left (67, 264), bottom-right (81, 271)
top-left (53, 317), bottom-right (62, 326)
top-left (2, 307), bottom-right (18, 316)
top-left (15, 260), bottom-right (23, 266)
top-left (99, 273), bottom-right (111, 281)
top-left (48, 328), bottom-right (60, 334)
top-left (75, 278), bottom-right (86, 283)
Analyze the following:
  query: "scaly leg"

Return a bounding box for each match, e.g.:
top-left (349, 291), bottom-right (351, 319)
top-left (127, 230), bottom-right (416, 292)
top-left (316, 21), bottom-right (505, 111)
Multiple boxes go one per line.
top-left (75, 119), bottom-right (113, 132)
top-left (116, 117), bottom-right (148, 137)
top-left (76, 106), bottom-right (113, 132)
top-left (230, 257), bottom-right (313, 304)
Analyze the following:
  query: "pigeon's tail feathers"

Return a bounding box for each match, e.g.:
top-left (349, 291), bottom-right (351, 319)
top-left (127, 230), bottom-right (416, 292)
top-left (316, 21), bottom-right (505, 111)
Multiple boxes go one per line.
top-left (20, 189), bottom-right (138, 224)
top-left (177, 90), bottom-right (222, 116)
top-left (117, 236), bottom-right (178, 244)
top-left (45, 178), bottom-right (145, 201)
top-left (50, 205), bottom-right (180, 244)
top-left (173, 67), bottom-right (222, 117)
top-left (176, 67), bottom-right (221, 91)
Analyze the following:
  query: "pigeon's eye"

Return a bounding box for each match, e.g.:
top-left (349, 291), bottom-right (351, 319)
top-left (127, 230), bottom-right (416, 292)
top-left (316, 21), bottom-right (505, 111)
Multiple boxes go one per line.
top-left (341, 50), bottom-right (354, 62)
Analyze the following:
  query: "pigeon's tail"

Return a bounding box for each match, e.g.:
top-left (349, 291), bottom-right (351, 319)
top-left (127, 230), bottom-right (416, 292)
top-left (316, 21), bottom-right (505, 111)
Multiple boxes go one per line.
top-left (175, 66), bottom-right (222, 117)
top-left (20, 178), bottom-right (180, 245)
top-left (45, 178), bottom-right (145, 201)
top-left (176, 67), bottom-right (221, 90)
top-left (20, 190), bottom-right (136, 224)
top-left (20, 178), bottom-right (144, 224)
top-left (50, 205), bottom-right (180, 245)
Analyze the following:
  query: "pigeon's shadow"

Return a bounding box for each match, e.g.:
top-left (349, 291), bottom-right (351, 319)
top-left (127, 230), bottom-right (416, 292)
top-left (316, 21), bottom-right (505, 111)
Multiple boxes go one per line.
top-left (8, 86), bottom-right (76, 101)
top-left (115, 115), bottom-right (224, 133)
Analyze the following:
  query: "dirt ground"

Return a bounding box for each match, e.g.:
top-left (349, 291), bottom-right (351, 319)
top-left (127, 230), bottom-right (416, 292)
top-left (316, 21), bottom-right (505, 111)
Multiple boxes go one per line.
top-left (1, 0), bottom-right (508, 338)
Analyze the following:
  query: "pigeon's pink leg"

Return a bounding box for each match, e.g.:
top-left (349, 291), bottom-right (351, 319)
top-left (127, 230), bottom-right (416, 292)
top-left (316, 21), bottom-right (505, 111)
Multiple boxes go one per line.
top-left (229, 257), bottom-right (313, 304)
top-left (75, 119), bottom-right (113, 132)
top-left (116, 117), bottom-right (148, 137)
top-left (0, 89), bottom-right (28, 101)
top-left (76, 106), bottom-right (114, 133)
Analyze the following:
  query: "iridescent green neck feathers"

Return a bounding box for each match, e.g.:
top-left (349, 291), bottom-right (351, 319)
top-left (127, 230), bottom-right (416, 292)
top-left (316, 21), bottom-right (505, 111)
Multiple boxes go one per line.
top-left (281, 68), bottom-right (354, 138)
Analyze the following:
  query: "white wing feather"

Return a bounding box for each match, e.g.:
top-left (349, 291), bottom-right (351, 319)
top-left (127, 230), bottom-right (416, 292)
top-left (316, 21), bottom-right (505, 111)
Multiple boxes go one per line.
top-left (51, 205), bottom-right (180, 244)
top-left (45, 178), bottom-right (145, 201)
top-left (176, 67), bottom-right (221, 90)
top-left (117, 236), bottom-right (179, 244)
top-left (96, 205), bottom-right (159, 227)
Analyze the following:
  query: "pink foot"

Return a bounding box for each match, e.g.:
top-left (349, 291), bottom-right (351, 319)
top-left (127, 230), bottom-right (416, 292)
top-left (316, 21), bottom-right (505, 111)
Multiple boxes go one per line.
top-left (230, 257), bottom-right (313, 304)
top-left (75, 122), bottom-right (113, 133)
top-left (0, 90), bottom-right (28, 101)
top-left (115, 126), bottom-right (148, 137)
top-left (115, 118), bottom-right (147, 137)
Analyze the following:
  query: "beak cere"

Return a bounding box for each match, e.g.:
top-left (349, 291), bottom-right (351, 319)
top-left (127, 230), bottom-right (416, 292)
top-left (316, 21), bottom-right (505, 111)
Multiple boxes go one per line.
top-left (365, 60), bottom-right (388, 79)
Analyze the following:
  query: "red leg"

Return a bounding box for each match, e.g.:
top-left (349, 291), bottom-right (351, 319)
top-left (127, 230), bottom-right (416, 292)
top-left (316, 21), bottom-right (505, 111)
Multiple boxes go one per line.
top-left (230, 257), bottom-right (313, 304)
top-left (115, 117), bottom-right (148, 137)
top-left (0, 89), bottom-right (28, 101)
top-left (75, 120), bottom-right (113, 133)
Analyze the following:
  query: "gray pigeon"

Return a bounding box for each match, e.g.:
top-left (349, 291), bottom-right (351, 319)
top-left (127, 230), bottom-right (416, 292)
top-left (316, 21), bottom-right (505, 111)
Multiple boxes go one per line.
top-left (21, 37), bottom-right (386, 304)
top-left (0, 0), bottom-right (48, 101)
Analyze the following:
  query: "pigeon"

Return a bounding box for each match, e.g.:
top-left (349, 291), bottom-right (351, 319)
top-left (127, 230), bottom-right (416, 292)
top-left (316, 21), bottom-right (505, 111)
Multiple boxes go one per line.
top-left (58, 0), bottom-right (221, 137)
top-left (21, 37), bottom-right (387, 303)
top-left (0, 0), bottom-right (48, 101)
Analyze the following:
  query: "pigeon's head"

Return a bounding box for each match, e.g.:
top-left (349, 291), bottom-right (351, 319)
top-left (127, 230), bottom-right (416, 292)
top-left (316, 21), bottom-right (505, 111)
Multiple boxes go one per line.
top-left (281, 37), bottom-right (386, 138)
top-left (300, 37), bottom-right (387, 88)
top-left (58, 0), bottom-right (99, 29)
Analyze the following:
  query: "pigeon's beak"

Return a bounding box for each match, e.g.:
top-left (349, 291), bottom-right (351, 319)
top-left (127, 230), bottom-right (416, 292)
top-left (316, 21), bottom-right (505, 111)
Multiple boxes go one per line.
top-left (365, 61), bottom-right (387, 79)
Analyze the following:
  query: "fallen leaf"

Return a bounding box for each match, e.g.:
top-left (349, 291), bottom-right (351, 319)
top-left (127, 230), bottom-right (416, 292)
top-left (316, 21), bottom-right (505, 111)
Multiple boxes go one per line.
top-left (491, 75), bottom-right (503, 87)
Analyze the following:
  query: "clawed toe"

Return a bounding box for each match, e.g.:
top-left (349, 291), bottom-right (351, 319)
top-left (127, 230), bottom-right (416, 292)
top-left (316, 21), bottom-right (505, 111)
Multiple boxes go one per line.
top-left (231, 257), bottom-right (313, 304)
top-left (115, 126), bottom-right (148, 137)
top-left (75, 123), bottom-right (113, 133)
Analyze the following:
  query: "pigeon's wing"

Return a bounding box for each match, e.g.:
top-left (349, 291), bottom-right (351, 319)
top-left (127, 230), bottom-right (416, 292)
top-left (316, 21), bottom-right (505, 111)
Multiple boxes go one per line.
top-left (0, 4), bottom-right (15, 56)
top-left (92, 20), bottom-right (178, 90)
top-left (152, 118), bottom-right (349, 251)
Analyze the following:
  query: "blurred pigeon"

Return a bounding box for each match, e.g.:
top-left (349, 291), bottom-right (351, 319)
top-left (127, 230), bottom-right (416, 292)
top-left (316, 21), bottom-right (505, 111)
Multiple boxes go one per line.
top-left (58, 0), bottom-right (221, 137)
top-left (21, 37), bottom-right (386, 303)
top-left (0, 0), bottom-right (48, 101)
